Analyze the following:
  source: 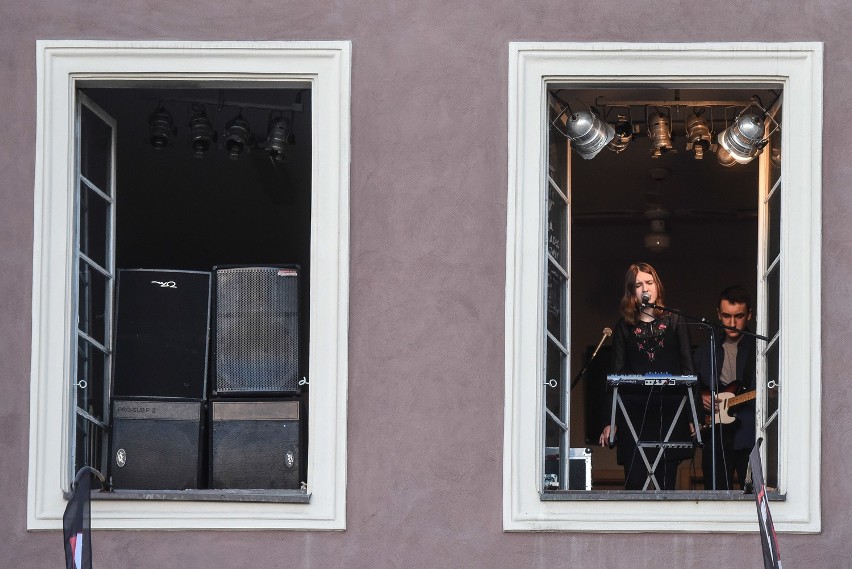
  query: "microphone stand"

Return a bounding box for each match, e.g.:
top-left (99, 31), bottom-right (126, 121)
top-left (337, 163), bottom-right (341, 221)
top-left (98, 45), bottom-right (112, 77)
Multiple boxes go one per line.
top-left (641, 300), bottom-right (768, 491)
top-left (570, 328), bottom-right (612, 389)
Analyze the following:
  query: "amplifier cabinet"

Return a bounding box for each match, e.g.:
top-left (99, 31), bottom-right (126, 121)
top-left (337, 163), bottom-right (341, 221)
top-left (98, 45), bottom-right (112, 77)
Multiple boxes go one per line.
top-left (110, 399), bottom-right (203, 490)
top-left (209, 400), bottom-right (301, 489)
top-left (113, 269), bottom-right (211, 399)
top-left (213, 266), bottom-right (300, 396)
top-left (544, 447), bottom-right (593, 491)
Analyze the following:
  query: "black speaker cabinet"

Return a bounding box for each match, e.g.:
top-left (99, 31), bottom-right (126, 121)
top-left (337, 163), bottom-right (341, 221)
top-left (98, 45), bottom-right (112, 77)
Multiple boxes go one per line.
top-left (544, 447), bottom-right (592, 491)
top-left (209, 400), bottom-right (301, 489)
top-left (110, 399), bottom-right (203, 490)
top-left (113, 269), bottom-right (211, 399)
top-left (213, 266), bottom-right (300, 395)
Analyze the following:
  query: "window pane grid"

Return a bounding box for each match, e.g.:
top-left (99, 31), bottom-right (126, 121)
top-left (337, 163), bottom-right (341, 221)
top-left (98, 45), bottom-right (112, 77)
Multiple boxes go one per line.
top-left (543, 106), bottom-right (571, 491)
top-left (74, 94), bottom-right (115, 480)
top-left (81, 174), bottom-right (113, 203)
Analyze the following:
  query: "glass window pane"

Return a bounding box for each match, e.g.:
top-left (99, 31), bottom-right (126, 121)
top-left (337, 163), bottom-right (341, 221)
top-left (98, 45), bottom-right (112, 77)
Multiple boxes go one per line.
top-left (547, 265), bottom-right (566, 338)
top-left (79, 181), bottom-right (110, 268)
top-left (76, 337), bottom-right (108, 423)
top-left (75, 413), bottom-right (106, 474)
top-left (765, 265), bottom-right (780, 340)
top-left (548, 185), bottom-right (568, 267)
top-left (548, 135), bottom-right (569, 191)
top-left (78, 261), bottom-right (109, 345)
top-left (767, 184), bottom-right (781, 263)
top-left (545, 340), bottom-right (566, 448)
top-left (80, 104), bottom-right (113, 194)
top-left (763, 340), bottom-right (780, 488)
top-left (769, 123), bottom-right (781, 188)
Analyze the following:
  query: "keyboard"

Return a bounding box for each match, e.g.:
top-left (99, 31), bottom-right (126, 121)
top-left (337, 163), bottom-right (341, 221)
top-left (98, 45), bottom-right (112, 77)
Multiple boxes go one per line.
top-left (606, 373), bottom-right (697, 387)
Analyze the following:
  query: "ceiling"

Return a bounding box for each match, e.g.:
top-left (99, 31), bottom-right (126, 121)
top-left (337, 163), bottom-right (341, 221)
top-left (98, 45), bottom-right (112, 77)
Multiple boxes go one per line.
top-left (551, 86), bottom-right (780, 226)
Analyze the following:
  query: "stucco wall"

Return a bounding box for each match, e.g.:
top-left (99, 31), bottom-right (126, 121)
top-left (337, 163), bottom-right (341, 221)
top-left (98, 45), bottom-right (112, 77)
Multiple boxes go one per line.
top-left (2, 0), bottom-right (850, 567)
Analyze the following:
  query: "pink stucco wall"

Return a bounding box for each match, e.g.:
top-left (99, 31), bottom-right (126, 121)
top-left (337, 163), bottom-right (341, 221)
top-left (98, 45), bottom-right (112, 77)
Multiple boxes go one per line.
top-left (2, 0), bottom-right (851, 567)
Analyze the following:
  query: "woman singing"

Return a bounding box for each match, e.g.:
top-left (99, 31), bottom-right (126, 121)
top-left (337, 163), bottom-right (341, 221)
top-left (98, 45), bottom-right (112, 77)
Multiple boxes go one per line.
top-left (598, 262), bottom-right (695, 490)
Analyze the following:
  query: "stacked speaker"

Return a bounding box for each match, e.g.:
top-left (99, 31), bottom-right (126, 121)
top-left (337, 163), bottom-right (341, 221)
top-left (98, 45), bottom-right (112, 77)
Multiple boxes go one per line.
top-left (109, 266), bottom-right (302, 491)
top-left (210, 266), bottom-right (301, 489)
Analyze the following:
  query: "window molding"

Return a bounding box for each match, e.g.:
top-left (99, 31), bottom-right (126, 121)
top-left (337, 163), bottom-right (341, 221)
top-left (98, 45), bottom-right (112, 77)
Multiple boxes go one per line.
top-left (28, 40), bottom-right (350, 530)
top-left (504, 42), bottom-right (822, 532)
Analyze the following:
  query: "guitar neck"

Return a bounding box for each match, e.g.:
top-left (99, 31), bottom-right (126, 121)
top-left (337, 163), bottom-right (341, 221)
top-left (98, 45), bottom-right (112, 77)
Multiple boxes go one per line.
top-left (727, 390), bottom-right (756, 408)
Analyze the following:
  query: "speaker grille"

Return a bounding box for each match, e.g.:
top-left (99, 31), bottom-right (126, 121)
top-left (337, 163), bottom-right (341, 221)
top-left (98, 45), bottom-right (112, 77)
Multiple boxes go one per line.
top-left (209, 401), bottom-right (301, 489)
top-left (214, 266), bottom-right (299, 394)
top-left (110, 400), bottom-right (202, 490)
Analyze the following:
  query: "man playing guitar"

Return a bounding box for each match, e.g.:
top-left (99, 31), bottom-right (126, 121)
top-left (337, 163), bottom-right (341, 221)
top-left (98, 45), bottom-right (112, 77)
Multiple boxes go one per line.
top-left (694, 286), bottom-right (757, 490)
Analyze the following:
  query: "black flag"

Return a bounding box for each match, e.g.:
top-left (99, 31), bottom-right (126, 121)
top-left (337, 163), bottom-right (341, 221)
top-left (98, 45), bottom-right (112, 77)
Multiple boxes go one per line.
top-left (63, 467), bottom-right (95, 569)
top-left (748, 439), bottom-right (783, 569)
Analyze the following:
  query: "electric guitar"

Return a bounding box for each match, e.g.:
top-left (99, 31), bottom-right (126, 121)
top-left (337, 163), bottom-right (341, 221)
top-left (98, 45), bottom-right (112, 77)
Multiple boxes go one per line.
top-left (704, 389), bottom-right (756, 426)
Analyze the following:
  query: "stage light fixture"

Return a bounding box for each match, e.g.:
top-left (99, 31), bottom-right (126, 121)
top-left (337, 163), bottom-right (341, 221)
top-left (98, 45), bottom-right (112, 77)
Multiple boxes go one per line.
top-left (716, 145), bottom-right (738, 168)
top-left (264, 114), bottom-right (291, 161)
top-left (685, 112), bottom-right (715, 160)
top-left (717, 107), bottom-right (769, 165)
top-left (648, 112), bottom-right (673, 158)
top-left (607, 115), bottom-right (634, 154)
top-left (648, 112), bottom-right (674, 158)
top-left (187, 105), bottom-right (217, 158)
top-left (562, 109), bottom-right (615, 160)
top-left (225, 112), bottom-right (252, 160)
top-left (148, 105), bottom-right (175, 150)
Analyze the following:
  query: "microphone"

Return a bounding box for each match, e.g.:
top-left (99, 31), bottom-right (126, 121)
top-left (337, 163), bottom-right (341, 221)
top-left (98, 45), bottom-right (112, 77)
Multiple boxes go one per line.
top-left (641, 291), bottom-right (651, 304)
top-left (588, 327), bottom-right (612, 361)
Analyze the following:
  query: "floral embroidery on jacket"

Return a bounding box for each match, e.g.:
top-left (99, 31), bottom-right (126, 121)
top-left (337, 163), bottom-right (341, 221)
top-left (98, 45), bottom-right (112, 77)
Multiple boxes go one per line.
top-left (633, 318), bottom-right (669, 362)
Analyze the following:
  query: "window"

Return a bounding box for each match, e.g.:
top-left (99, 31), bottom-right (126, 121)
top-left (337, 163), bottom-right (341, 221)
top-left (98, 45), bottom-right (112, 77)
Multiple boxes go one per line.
top-left (28, 41), bottom-right (350, 530)
top-left (504, 42), bottom-right (822, 532)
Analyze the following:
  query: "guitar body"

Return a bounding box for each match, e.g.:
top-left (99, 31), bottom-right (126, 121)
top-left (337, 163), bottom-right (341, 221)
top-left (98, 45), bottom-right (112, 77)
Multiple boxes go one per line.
top-left (714, 392), bottom-right (737, 425)
top-left (705, 388), bottom-right (757, 427)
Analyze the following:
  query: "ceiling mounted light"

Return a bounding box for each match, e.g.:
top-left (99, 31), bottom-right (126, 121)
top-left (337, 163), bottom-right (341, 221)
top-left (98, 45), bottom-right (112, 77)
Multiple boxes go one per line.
top-left (644, 219), bottom-right (671, 252)
top-left (647, 111), bottom-right (674, 158)
top-left (716, 145), bottom-right (738, 168)
top-left (264, 113), bottom-right (291, 162)
top-left (187, 104), bottom-right (217, 158)
top-left (563, 110), bottom-right (614, 159)
top-left (225, 112), bottom-right (252, 160)
top-left (685, 111), bottom-right (715, 160)
top-left (148, 104), bottom-right (175, 150)
top-left (607, 114), bottom-right (635, 154)
top-left (717, 101), bottom-right (777, 165)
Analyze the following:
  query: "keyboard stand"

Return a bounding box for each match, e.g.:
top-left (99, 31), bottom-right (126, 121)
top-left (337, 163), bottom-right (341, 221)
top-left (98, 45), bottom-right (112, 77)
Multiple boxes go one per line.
top-left (608, 382), bottom-right (702, 490)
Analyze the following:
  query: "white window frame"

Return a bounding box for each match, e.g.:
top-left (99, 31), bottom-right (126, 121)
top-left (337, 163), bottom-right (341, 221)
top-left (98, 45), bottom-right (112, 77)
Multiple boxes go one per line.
top-left (28, 40), bottom-right (350, 530)
top-left (504, 42), bottom-right (822, 532)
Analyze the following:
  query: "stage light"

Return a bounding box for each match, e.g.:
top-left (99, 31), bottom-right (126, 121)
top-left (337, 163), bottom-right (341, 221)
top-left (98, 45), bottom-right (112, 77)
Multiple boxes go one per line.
top-left (607, 115), bottom-right (634, 153)
top-left (225, 112), bottom-right (252, 160)
top-left (648, 112), bottom-right (673, 158)
top-left (685, 112), bottom-right (715, 160)
top-left (148, 105), bottom-right (175, 150)
top-left (264, 114), bottom-right (291, 161)
top-left (716, 145), bottom-right (738, 168)
top-left (563, 110), bottom-right (615, 160)
top-left (187, 105), bottom-right (217, 158)
top-left (717, 110), bottom-right (767, 164)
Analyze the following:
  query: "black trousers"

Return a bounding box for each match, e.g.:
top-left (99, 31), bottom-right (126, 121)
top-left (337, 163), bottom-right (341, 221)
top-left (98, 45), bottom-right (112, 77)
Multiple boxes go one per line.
top-left (701, 425), bottom-right (750, 490)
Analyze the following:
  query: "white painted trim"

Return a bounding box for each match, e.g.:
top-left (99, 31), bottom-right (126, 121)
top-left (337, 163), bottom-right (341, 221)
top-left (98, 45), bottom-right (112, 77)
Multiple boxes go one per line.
top-left (504, 42), bottom-right (822, 532)
top-left (28, 40), bottom-right (351, 530)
